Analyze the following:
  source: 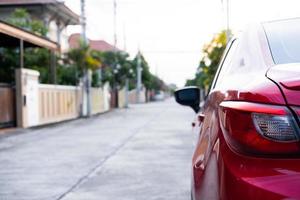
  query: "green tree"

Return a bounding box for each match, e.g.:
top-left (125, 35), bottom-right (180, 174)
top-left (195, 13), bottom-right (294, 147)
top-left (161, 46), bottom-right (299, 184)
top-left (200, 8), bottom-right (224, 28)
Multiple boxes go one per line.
top-left (131, 52), bottom-right (167, 92)
top-left (186, 30), bottom-right (227, 90)
top-left (0, 48), bottom-right (19, 83)
top-left (131, 53), bottom-right (152, 90)
top-left (63, 40), bottom-right (101, 86)
top-left (96, 51), bottom-right (166, 92)
top-left (7, 8), bottom-right (48, 36)
top-left (0, 8), bottom-right (50, 83)
top-left (100, 51), bottom-right (133, 88)
top-left (56, 64), bottom-right (78, 86)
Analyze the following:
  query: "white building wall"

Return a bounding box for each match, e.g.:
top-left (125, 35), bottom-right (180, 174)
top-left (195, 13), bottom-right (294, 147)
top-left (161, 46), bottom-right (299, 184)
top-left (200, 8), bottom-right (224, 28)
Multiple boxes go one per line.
top-left (47, 20), bottom-right (71, 52)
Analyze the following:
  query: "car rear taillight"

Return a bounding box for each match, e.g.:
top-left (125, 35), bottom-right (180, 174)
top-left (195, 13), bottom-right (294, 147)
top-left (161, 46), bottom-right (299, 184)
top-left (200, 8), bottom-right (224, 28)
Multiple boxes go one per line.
top-left (252, 113), bottom-right (298, 141)
top-left (219, 101), bottom-right (300, 155)
top-left (292, 107), bottom-right (300, 122)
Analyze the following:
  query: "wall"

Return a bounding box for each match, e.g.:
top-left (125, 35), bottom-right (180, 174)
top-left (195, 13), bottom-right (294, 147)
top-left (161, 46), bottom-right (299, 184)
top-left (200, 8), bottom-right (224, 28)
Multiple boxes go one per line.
top-left (128, 88), bottom-right (146, 104)
top-left (38, 84), bottom-right (81, 125)
top-left (91, 83), bottom-right (110, 115)
top-left (15, 68), bottom-right (40, 128)
top-left (15, 69), bottom-right (111, 128)
top-left (47, 21), bottom-right (69, 53)
top-left (118, 87), bottom-right (126, 108)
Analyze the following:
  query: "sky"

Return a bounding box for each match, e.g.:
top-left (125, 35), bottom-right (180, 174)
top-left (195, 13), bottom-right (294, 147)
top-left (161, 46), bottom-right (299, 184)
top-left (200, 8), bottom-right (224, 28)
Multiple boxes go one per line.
top-left (64, 0), bottom-right (300, 87)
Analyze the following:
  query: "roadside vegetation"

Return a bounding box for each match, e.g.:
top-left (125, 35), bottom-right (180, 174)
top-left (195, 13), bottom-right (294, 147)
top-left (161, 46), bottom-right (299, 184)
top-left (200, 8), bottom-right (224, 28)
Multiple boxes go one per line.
top-left (186, 31), bottom-right (227, 92)
top-left (0, 8), bottom-right (167, 93)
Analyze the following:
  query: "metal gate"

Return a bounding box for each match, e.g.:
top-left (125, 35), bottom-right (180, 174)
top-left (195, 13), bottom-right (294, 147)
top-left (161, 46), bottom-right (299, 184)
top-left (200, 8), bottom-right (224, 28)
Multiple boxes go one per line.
top-left (0, 83), bottom-right (16, 128)
top-left (110, 90), bottom-right (118, 109)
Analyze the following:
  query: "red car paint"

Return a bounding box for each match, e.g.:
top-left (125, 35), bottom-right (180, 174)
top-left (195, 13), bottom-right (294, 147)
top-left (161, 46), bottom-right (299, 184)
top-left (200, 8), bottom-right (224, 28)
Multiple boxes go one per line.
top-left (178, 19), bottom-right (300, 200)
top-left (267, 64), bottom-right (300, 106)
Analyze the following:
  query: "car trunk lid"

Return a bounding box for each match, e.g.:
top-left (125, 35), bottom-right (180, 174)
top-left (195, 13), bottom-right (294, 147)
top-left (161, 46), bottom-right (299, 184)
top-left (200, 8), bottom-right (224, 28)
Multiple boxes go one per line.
top-left (267, 64), bottom-right (300, 106)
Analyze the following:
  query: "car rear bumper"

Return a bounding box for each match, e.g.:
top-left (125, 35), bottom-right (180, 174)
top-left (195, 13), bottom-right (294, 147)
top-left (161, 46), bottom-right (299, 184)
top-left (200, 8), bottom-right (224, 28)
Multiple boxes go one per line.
top-left (220, 139), bottom-right (300, 200)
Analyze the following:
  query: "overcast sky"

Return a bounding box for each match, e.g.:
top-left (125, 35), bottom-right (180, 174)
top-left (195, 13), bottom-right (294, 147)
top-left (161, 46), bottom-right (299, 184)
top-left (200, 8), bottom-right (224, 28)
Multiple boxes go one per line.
top-left (65, 0), bottom-right (300, 87)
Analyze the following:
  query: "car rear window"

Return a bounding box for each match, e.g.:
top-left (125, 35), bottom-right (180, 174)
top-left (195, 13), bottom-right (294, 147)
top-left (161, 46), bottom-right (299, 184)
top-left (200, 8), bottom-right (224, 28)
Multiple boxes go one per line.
top-left (264, 18), bottom-right (300, 64)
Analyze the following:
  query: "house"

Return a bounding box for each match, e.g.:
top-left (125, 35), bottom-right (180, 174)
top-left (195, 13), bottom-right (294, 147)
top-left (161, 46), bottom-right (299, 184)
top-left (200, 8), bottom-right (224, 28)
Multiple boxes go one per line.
top-left (0, 0), bottom-right (80, 52)
top-left (0, 3), bottom-right (119, 129)
top-left (0, 21), bottom-right (115, 129)
top-left (0, 20), bottom-right (59, 128)
top-left (68, 33), bottom-right (118, 52)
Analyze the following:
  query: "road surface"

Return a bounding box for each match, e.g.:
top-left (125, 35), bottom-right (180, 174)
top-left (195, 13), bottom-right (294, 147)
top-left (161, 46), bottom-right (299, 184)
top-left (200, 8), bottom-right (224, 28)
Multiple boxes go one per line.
top-left (0, 99), bottom-right (195, 200)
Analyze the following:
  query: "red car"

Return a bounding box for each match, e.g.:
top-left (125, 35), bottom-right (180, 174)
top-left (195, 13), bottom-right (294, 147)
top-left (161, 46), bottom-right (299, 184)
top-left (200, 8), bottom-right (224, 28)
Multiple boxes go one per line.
top-left (175, 18), bottom-right (300, 200)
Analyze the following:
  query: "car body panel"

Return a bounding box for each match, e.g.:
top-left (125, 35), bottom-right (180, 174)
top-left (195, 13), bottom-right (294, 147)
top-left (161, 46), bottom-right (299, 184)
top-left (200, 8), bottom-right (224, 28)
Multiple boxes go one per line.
top-left (219, 135), bottom-right (300, 200)
top-left (188, 20), bottom-right (300, 200)
top-left (267, 64), bottom-right (300, 106)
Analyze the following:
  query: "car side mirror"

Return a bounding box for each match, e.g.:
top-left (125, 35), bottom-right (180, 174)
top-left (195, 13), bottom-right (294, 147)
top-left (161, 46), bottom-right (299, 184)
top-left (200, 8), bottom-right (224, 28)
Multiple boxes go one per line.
top-left (174, 86), bottom-right (200, 113)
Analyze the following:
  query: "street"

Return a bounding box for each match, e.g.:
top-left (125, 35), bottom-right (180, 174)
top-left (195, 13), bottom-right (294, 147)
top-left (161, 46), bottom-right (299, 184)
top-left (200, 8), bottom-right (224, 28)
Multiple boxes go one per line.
top-left (0, 99), bottom-right (195, 200)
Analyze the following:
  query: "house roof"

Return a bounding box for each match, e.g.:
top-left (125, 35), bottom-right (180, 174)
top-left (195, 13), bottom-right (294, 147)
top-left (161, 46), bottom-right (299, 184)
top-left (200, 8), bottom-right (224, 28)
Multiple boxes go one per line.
top-left (0, 20), bottom-right (59, 51)
top-left (0, 0), bottom-right (57, 4)
top-left (69, 33), bottom-right (119, 52)
top-left (0, 0), bottom-right (79, 25)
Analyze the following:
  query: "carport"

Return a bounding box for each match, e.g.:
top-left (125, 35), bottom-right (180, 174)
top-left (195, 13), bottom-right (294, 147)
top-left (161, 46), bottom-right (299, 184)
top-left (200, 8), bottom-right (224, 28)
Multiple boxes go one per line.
top-left (0, 20), bottom-right (59, 128)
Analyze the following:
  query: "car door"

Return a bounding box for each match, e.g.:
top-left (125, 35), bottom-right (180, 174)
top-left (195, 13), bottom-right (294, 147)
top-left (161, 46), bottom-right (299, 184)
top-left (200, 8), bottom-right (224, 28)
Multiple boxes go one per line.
top-left (192, 39), bottom-right (239, 199)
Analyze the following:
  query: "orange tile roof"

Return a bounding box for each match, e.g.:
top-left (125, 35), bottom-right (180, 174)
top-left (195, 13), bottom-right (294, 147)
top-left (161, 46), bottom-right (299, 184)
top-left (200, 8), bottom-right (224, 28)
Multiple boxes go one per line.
top-left (69, 33), bottom-right (119, 52)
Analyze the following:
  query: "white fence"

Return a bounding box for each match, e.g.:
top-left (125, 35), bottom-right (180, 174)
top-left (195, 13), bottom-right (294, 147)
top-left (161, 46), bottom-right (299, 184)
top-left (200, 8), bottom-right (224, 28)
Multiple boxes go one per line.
top-left (128, 88), bottom-right (146, 104)
top-left (91, 83), bottom-right (110, 115)
top-left (38, 84), bottom-right (81, 125)
top-left (16, 68), bottom-right (112, 128)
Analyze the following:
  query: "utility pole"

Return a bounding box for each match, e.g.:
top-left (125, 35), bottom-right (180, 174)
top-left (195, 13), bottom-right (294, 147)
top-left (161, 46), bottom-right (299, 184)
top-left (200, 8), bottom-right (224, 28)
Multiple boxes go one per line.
top-left (123, 22), bottom-right (127, 51)
top-left (81, 0), bottom-right (87, 42)
top-left (81, 0), bottom-right (91, 117)
top-left (112, 0), bottom-right (118, 108)
top-left (113, 0), bottom-right (117, 48)
top-left (226, 0), bottom-right (230, 43)
top-left (221, 0), bottom-right (230, 43)
top-left (136, 51), bottom-right (142, 103)
top-left (123, 22), bottom-right (129, 108)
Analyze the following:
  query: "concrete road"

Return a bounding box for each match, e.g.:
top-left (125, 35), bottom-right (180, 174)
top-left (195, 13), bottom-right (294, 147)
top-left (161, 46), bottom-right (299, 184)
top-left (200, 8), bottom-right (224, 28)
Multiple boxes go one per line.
top-left (0, 99), bottom-right (195, 200)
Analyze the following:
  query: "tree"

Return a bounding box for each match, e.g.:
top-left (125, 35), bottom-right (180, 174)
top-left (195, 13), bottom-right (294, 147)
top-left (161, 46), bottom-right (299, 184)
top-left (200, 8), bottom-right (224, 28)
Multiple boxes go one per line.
top-left (131, 52), bottom-right (167, 92)
top-left (0, 8), bottom-right (50, 83)
top-left (0, 48), bottom-right (19, 83)
top-left (63, 40), bottom-right (101, 86)
top-left (56, 64), bottom-right (78, 86)
top-left (99, 51), bottom-right (134, 88)
top-left (86, 50), bottom-right (167, 92)
top-left (66, 41), bottom-right (100, 73)
top-left (131, 53), bottom-right (152, 89)
top-left (186, 30), bottom-right (227, 90)
top-left (7, 8), bottom-right (48, 36)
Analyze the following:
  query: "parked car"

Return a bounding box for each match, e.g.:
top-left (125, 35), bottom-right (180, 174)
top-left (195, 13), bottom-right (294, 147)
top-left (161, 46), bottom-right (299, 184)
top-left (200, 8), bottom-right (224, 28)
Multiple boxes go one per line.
top-left (175, 18), bottom-right (300, 200)
top-left (153, 91), bottom-right (165, 101)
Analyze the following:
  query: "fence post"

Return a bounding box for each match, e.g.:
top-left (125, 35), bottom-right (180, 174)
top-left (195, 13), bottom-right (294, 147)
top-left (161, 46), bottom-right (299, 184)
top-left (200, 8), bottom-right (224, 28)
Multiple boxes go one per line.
top-left (15, 68), bottom-right (40, 128)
